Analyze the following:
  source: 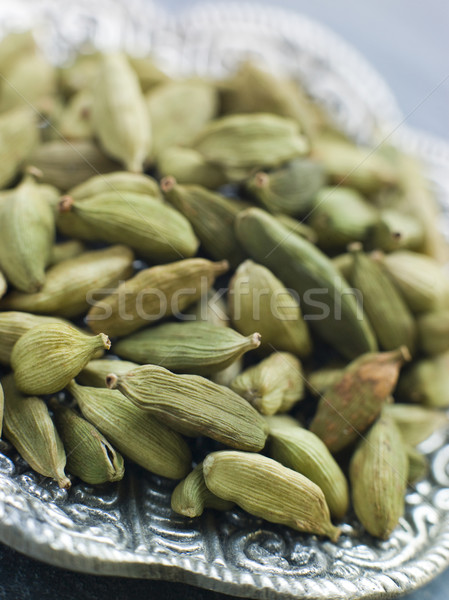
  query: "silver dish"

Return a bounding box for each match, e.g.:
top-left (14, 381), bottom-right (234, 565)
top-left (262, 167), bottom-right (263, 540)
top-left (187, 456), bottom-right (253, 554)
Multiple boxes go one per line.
top-left (1, 2), bottom-right (449, 598)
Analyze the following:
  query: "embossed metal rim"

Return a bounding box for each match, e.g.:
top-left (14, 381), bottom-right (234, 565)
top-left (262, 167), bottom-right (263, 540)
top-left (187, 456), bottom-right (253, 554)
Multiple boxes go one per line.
top-left (0, 2), bottom-right (449, 599)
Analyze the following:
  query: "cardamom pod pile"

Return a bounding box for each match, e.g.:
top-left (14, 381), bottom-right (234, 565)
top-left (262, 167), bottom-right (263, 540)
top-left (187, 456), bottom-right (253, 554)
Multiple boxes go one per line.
top-left (1, 32), bottom-right (449, 541)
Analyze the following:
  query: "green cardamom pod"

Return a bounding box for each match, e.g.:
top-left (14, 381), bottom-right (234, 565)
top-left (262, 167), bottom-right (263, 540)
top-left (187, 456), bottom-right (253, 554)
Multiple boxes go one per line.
top-left (366, 208), bottom-right (424, 253)
top-left (0, 311), bottom-right (74, 366)
top-left (309, 348), bottom-right (410, 453)
top-left (312, 133), bottom-right (399, 194)
top-left (171, 462), bottom-right (234, 518)
top-left (235, 209), bottom-right (377, 359)
top-left (57, 192), bottom-right (199, 262)
top-left (308, 187), bottom-right (379, 251)
top-left (349, 244), bottom-right (417, 353)
top-left (383, 403), bottom-right (449, 446)
top-left (48, 240), bottom-right (86, 266)
top-left (1, 375), bottom-right (70, 489)
top-left (78, 359), bottom-right (138, 388)
top-left (0, 173), bottom-right (55, 293)
top-left (273, 214), bottom-right (318, 244)
top-left (203, 450), bottom-right (341, 541)
top-left (0, 245), bottom-right (134, 318)
top-left (183, 287), bottom-right (230, 328)
top-left (12, 324), bottom-right (111, 396)
top-left (51, 402), bottom-right (124, 484)
top-left (350, 415), bottom-right (408, 539)
top-left (156, 146), bottom-right (227, 189)
top-left (229, 259), bottom-right (312, 357)
top-left (92, 53), bottom-right (151, 172)
top-left (0, 271), bottom-right (6, 299)
top-left (57, 88), bottom-right (93, 141)
top-left (114, 322), bottom-right (261, 375)
top-left (0, 107), bottom-right (39, 188)
top-left (416, 310), bottom-right (449, 356)
top-left (377, 250), bottom-right (449, 314)
top-left (87, 258), bottom-right (228, 337)
top-left (161, 177), bottom-right (246, 268)
top-left (406, 445), bottom-right (428, 484)
top-left (25, 140), bottom-right (119, 191)
top-left (231, 352), bottom-right (304, 415)
top-left (266, 415), bottom-right (349, 519)
top-left (397, 352), bottom-right (449, 408)
top-left (106, 365), bottom-right (268, 451)
top-left (68, 380), bottom-right (191, 479)
top-left (306, 363), bottom-right (345, 397)
top-left (0, 51), bottom-right (56, 113)
top-left (146, 80), bottom-right (218, 157)
top-left (192, 113), bottom-right (308, 181)
top-left (245, 159), bottom-right (325, 217)
top-left (210, 358), bottom-right (243, 388)
top-left (128, 56), bottom-right (170, 92)
top-left (67, 171), bottom-right (161, 201)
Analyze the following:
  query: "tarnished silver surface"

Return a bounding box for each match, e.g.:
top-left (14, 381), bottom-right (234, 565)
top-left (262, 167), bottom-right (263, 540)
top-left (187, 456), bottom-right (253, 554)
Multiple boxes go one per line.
top-left (1, 2), bottom-right (449, 599)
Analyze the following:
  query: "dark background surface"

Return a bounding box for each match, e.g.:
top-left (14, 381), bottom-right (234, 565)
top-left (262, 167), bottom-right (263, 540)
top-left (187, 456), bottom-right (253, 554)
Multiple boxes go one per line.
top-left (1, 1), bottom-right (449, 599)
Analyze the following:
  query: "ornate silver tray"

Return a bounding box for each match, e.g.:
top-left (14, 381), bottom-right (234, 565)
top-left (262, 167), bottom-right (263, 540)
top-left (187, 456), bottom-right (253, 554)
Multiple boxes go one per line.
top-left (1, 2), bottom-right (449, 598)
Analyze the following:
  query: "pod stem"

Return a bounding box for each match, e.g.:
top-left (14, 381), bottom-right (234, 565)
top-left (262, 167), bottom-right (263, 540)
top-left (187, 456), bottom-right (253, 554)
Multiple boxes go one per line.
top-left (160, 176), bottom-right (177, 193)
top-left (59, 195), bottom-right (75, 213)
top-left (106, 373), bottom-right (119, 389)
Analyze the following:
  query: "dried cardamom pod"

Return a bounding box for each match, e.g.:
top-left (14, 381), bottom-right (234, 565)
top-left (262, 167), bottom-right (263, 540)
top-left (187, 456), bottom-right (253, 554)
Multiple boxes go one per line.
top-left (48, 240), bottom-right (86, 266)
top-left (128, 56), bottom-right (170, 92)
top-left (0, 382), bottom-right (3, 438)
top-left (156, 146), bottom-right (227, 189)
top-left (78, 359), bottom-right (138, 388)
top-left (12, 324), bottom-right (111, 396)
top-left (0, 312), bottom-right (73, 366)
top-left (397, 352), bottom-right (449, 408)
top-left (183, 287), bottom-right (230, 328)
top-left (0, 271), bottom-right (6, 299)
top-left (92, 53), bottom-right (151, 172)
top-left (383, 403), bottom-right (448, 446)
top-left (266, 415), bottom-right (349, 519)
top-left (68, 380), bottom-right (191, 479)
top-left (171, 462), bottom-right (234, 518)
top-left (87, 258), bottom-right (228, 337)
top-left (192, 113), bottom-right (308, 181)
top-left (67, 171), bottom-right (161, 201)
top-left (58, 192), bottom-right (199, 262)
top-left (161, 177), bottom-right (246, 268)
top-left (311, 133), bottom-right (399, 193)
top-left (306, 363), bottom-right (345, 397)
top-left (0, 51), bottom-right (56, 113)
top-left (366, 208), bottom-right (424, 253)
top-left (229, 259), bottom-right (312, 358)
top-left (235, 209), bottom-right (377, 359)
top-left (0, 31), bottom-right (36, 75)
top-left (106, 365), bottom-right (268, 451)
top-left (273, 214), bottom-right (318, 244)
top-left (146, 80), bottom-right (218, 157)
top-left (0, 173), bottom-right (55, 293)
top-left (0, 107), bottom-right (39, 188)
top-left (309, 348), bottom-right (410, 453)
top-left (308, 188), bottom-right (379, 250)
top-left (406, 445), bottom-right (428, 484)
top-left (203, 451), bottom-right (341, 541)
top-left (376, 250), bottom-right (449, 314)
top-left (416, 310), bottom-right (449, 356)
top-left (114, 322), bottom-right (261, 375)
top-left (0, 245), bottom-right (134, 318)
top-left (231, 352), bottom-right (304, 415)
top-left (25, 140), bottom-right (119, 191)
top-left (245, 159), bottom-right (325, 217)
top-left (210, 358), bottom-right (243, 388)
top-left (349, 244), bottom-right (417, 353)
top-left (1, 375), bottom-right (70, 489)
top-left (51, 402), bottom-right (124, 485)
top-left (57, 88), bottom-right (94, 141)
top-left (219, 61), bottom-right (328, 140)
top-left (350, 415), bottom-right (408, 539)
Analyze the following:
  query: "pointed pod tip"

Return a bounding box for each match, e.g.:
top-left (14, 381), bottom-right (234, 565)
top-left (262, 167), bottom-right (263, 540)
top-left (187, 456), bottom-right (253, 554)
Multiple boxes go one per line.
top-left (215, 259), bottom-right (230, 274)
top-left (59, 195), bottom-right (75, 213)
top-left (99, 333), bottom-right (111, 350)
top-left (106, 373), bottom-right (119, 389)
top-left (347, 241), bottom-right (363, 254)
top-left (249, 332), bottom-right (262, 348)
top-left (398, 345), bottom-right (412, 363)
top-left (58, 475), bottom-right (72, 490)
top-left (160, 175), bottom-right (177, 193)
top-left (24, 165), bottom-right (44, 180)
top-left (253, 171), bottom-right (269, 188)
